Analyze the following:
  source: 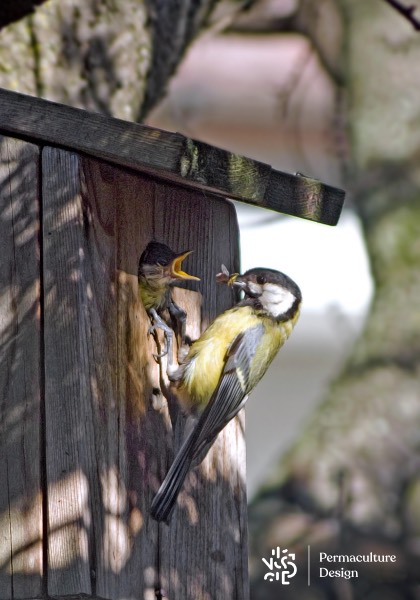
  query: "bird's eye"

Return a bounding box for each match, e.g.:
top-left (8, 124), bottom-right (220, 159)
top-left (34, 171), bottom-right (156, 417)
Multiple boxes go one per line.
top-left (256, 275), bottom-right (266, 285)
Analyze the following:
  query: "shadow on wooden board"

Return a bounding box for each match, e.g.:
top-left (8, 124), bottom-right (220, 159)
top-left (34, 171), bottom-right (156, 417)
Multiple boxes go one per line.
top-left (0, 138), bottom-right (247, 600)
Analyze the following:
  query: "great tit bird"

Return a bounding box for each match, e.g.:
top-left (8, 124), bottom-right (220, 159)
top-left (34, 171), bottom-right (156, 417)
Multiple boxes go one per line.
top-left (138, 241), bottom-right (199, 372)
top-left (150, 266), bottom-right (302, 522)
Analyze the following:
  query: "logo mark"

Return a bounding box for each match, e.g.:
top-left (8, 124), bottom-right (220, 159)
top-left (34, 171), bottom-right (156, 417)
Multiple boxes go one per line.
top-left (262, 547), bottom-right (297, 584)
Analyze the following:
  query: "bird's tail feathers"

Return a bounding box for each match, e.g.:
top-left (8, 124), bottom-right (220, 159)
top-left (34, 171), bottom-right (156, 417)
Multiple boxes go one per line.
top-left (150, 429), bottom-right (197, 523)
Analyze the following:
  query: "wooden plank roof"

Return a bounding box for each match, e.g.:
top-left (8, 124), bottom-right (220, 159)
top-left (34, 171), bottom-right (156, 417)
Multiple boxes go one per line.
top-left (0, 87), bottom-right (345, 225)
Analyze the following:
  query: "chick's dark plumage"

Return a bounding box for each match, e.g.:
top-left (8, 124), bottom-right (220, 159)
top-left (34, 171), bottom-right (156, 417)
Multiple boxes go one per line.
top-left (138, 241), bottom-right (199, 373)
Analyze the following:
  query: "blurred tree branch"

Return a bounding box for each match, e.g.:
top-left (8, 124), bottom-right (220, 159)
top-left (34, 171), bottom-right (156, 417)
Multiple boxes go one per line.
top-left (0, 0), bottom-right (220, 121)
top-left (383, 0), bottom-right (420, 30)
top-left (224, 0), bottom-right (345, 86)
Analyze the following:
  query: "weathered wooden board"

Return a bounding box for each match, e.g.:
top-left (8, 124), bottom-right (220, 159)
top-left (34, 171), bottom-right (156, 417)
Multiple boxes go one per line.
top-left (41, 148), bottom-right (245, 599)
top-left (42, 148), bottom-right (99, 595)
top-left (123, 172), bottom-right (247, 600)
top-left (0, 137), bottom-right (43, 598)
top-left (0, 87), bottom-right (345, 225)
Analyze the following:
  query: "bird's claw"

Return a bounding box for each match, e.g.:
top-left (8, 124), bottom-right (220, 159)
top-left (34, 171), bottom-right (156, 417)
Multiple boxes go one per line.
top-left (153, 348), bottom-right (168, 362)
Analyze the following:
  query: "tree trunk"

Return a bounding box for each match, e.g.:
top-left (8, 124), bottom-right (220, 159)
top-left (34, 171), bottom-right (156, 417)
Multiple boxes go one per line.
top-left (249, 2), bottom-right (420, 598)
top-left (0, 0), bottom-right (217, 120)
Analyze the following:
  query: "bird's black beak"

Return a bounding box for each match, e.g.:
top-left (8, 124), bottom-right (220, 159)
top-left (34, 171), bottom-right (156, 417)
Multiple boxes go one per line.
top-left (169, 251), bottom-right (200, 281)
top-left (231, 274), bottom-right (261, 298)
top-left (230, 274), bottom-right (246, 289)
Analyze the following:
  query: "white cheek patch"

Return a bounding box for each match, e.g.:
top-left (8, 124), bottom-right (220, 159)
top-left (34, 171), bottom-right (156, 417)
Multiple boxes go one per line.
top-left (260, 283), bottom-right (295, 317)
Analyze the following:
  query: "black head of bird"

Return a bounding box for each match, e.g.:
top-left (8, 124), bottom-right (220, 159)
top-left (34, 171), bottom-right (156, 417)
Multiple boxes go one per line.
top-left (138, 241), bottom-right (199, 311)
top-left (231, 267), bottom-right (302, 322)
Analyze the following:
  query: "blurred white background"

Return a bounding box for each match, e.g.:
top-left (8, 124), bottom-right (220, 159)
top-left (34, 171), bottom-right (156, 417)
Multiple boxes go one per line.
top-left (147, 18), bottom-right (373, 495)
top-left (237, 207), bottom-right (372, 494)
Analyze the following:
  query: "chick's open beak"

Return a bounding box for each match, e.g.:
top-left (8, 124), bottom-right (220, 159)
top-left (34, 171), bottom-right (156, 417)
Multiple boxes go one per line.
top-left (170, 251), bottom-right (200, 281)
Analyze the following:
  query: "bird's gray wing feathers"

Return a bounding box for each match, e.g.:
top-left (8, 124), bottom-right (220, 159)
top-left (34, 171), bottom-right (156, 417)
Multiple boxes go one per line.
top-left (150, 323), bottom-right (264, 523)
top-left (192, 323), bottom-right (264, 454)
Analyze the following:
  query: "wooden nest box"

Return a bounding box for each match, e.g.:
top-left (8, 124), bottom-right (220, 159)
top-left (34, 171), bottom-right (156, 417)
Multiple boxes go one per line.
top-left (0, 89), bottom-right (344, 600)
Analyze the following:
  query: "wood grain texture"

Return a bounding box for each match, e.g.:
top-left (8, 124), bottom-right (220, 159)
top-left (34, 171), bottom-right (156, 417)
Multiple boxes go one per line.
top-left (43, 148), bottom-right (99, 595)
top-left (0, 87), bottom-right (345, 225)
top-left (112, 161), bottom-right (246, 600)
top-left (264, 170), bottom-right (345, 226)
top-left (0, 136), bottom-right (43, 598)
top-left (41, 148), bottom-right (245, 599)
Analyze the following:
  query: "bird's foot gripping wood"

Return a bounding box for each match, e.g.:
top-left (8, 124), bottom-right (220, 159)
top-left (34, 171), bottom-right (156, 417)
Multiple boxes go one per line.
top-left (148, 308), bottom-right (177, 376)
top-left (147, 324), bottom-right (169, 358)
top-left (168, 298), bottom-right (191, 364)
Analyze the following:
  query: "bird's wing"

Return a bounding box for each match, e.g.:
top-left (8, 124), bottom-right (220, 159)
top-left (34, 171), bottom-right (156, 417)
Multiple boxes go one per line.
top-left (150, 323), bottom-right (265, 522)
top-left (191, 322), bottom-right (265, 458)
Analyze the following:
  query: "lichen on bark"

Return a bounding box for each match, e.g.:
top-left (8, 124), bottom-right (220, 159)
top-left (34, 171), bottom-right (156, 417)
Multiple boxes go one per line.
top-left (0, 0), bottom-right (219, 120)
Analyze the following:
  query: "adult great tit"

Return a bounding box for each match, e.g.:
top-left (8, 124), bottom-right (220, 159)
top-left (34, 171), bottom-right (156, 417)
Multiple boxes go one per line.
top-left (150, 267), bottom-right (302, 523)
top-left (138, 241), bottom-right (199, 373)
